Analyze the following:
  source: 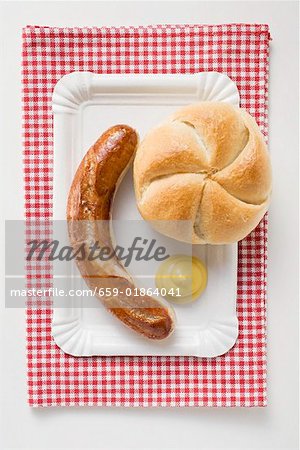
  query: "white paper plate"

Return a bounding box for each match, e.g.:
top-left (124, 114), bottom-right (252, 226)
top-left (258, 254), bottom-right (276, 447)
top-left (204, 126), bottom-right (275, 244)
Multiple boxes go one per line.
top-left (52, 71), bottom-right (239, 357)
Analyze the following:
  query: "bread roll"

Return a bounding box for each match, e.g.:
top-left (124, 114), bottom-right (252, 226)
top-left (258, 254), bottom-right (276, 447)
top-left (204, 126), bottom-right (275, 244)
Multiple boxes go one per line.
top-left (134, 102), bottom-right (272, 244)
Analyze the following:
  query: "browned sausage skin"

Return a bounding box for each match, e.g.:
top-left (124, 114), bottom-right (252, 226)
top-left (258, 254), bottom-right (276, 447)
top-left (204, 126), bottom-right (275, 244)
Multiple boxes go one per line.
top-left (67, 125), bottom-right (175, 340)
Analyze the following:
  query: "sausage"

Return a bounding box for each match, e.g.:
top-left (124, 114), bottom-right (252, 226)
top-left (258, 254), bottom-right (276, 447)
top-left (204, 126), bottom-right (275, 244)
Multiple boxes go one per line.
top-left (67, 125), bottom-right (175, 340)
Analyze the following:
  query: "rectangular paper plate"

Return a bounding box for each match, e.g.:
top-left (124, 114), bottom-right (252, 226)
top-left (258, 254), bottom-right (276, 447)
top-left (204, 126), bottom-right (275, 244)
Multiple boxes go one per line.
top-left (52, 72), bottom-right (239, 357)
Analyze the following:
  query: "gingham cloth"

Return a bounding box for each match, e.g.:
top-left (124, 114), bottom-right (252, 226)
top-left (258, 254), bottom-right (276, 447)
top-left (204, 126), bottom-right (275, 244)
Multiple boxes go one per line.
top-left (22, 24), bottom-right (270, 407)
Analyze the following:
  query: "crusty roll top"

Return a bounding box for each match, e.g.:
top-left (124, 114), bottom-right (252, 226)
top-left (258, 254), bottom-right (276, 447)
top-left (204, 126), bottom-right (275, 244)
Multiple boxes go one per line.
top-left (134, 102), bottom-right (272, 244)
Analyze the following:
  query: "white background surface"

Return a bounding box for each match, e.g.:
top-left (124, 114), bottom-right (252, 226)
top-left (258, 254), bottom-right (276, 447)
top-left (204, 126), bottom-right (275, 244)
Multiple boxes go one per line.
top-left (0, 1), bottom-right (298, 449)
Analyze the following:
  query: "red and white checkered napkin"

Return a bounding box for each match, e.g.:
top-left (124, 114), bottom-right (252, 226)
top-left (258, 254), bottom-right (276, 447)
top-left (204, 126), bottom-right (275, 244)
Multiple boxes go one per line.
top-left (22, 24), bottom-right (270, 407)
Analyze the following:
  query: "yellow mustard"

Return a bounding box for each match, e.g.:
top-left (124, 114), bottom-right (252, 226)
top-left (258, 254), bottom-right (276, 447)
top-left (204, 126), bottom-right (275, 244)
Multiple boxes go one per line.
top-left (155, 255), bottom-right (207, 304)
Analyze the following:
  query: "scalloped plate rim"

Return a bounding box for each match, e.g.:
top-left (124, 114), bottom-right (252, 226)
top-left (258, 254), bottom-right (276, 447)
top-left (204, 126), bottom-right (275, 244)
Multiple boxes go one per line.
top-left (52, 71), bottom-right (239, 358)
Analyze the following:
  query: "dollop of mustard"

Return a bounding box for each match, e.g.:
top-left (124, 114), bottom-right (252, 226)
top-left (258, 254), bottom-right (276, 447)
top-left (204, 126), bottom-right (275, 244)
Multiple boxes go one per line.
top-left (155, 255), bottom-right (207, 304)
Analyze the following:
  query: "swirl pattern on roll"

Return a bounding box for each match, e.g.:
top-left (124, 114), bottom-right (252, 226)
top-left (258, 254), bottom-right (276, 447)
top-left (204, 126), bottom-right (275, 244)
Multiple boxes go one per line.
top-left (134, 102), bottom-right (272, 244)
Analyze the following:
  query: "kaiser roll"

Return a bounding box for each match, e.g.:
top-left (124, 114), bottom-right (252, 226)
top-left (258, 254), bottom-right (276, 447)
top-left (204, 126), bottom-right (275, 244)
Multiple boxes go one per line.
top-left (133, 102), bottom-right (272, 244)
